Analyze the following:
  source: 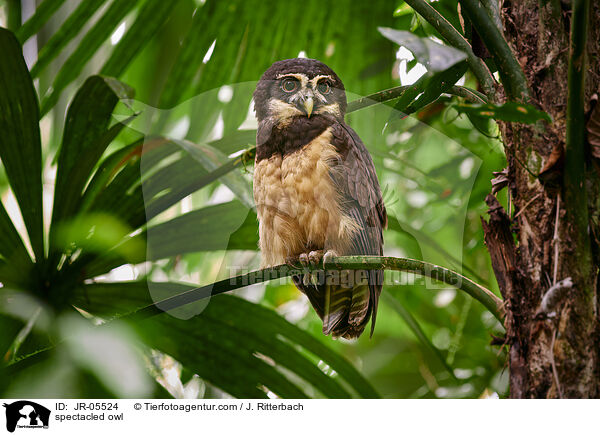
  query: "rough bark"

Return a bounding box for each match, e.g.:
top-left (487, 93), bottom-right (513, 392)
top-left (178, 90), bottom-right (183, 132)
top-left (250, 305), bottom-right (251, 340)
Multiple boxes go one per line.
top-left (485, 0), bottom-right (600, 398)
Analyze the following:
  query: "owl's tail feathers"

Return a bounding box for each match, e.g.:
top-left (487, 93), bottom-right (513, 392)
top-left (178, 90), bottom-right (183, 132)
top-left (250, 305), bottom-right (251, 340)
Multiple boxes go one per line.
top-left (368, 269), bottom-right (383, 338)
top-left (293, 270), bottom-right (380, 339)
top-left (347, 270), bottom-right (371, 326)
top-left (322, 283), bottom-right (352, 336)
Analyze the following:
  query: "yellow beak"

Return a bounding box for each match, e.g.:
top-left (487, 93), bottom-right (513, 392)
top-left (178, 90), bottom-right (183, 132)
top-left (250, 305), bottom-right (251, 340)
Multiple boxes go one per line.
top-left (303, 97), bottom-right (314, 118)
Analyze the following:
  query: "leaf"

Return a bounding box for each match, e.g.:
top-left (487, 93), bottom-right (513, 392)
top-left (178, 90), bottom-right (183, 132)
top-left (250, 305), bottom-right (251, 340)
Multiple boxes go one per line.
top-left (383, 292), bottom-right (456, 379)
top-left (16, 0), bottom-right (68, 43)
top-left (87, 159), bottom-right (146, 230)
top-left (79, 138), bottom-right (163, 214)
top-left (4, 307), bottom-right (43, 364)
top-left (394, 2), bottom-right (413, 17)
top-left (460, 107), bottom-right (497, 137)
top-left (0, 28), bottom-right (44, 262)
top-left (40, 0), bottom-right (140, 115)
top-left (81, 141), bottom-right (180, 233)
top-left (71, 282), bottom-right (379, 398)
top-left (30, 0), bottom-right (106, 78)
top-left (174, 139), bottom-right (253, 208)
top-left (100, 0), bottom-right (178, 78)
top-left (453, 102), bottom-right (553, 124)
top-left (158, 0), bottom-right (220, 108)
top-left (144, 201), bottom-right (254, 260)
top-left (79, 200), bottom-right (256, 279)
top-left (209, 129), bottom-right (256, 155)
top-left (407, 61), bottom-right (468, 113)
top-left (385, 216), bottom-right (424, 261)
top-left (54, 212), bottom-right (145, 264)
top-left (143, 312), bottom-right (307, 398)
top-left (228, 208), bottom-right (259, 250)
top-left (0, 204), bottom-right (32, 287)
top-left (388, 61), bottom-right (468, 122)
top-left (0, 203), bottom-right (28, 261)
top-left (71, 139), bottom-right (222, 277)
top-left (378, 27), bottom-right (467, 72)
top-left (59, 314), bottom-right (153, 397)
top-left (141, 147), bottom-right (212, 219)
top-left (220, 82), bottom-right (256, 135)
top-left (386, 216), bottom-right (487, 285)
top-left (50, 76), bottom-right (134, 253)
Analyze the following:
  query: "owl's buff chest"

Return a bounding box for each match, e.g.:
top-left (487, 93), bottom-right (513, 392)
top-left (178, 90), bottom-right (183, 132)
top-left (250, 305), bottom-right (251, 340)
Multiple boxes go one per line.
top-left (253, 128), bottom-right (353, 265)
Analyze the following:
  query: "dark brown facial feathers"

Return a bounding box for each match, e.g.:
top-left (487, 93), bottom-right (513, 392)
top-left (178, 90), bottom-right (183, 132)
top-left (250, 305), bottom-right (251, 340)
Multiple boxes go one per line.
top-left (255, 114), bottom-right (336, 162)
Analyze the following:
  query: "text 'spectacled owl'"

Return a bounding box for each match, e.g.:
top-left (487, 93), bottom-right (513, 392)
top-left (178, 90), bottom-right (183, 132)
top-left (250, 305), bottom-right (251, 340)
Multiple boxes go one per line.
top-left (253, 58), bottom-right (387, 339)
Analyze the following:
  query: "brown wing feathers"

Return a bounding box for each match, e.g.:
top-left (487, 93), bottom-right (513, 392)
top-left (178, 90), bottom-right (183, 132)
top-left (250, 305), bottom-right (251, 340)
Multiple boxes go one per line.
top-left (331, 122), bottom-right (386, 337)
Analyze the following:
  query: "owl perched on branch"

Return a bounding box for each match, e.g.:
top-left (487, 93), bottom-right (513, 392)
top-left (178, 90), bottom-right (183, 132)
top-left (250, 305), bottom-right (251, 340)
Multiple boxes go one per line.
top-left (253, 58), bottom-right (387, 339)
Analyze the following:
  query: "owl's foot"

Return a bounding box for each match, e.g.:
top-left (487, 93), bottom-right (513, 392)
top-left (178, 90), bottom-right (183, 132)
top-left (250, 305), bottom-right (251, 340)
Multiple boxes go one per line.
top-left (299, 252), bottom-right (310, 267)
top-left (299, 250), bottom-right (325, 287)
top-left (285, 255), bottom-right (302, 269)
top-left (285, 253), bottom-right (314, 270)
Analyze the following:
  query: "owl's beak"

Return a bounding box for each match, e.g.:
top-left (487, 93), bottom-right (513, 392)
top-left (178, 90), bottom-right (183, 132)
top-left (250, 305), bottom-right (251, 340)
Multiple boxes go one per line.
top-left (303, 97), bottom-right (314, 118)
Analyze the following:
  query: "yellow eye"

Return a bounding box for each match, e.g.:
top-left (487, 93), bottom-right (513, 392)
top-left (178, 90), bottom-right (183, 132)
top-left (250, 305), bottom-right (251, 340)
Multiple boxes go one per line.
top-left (317, 81), bottom-right (331, 94)
top-left (281, 78), bottom-right (298, 92)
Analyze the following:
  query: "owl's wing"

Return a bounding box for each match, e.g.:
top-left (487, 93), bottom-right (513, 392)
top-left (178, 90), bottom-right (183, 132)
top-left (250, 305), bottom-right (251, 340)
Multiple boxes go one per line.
top-left (329, 121), bottom-right (387, 336)
top-left (330, 122), bottom-right (387, 241)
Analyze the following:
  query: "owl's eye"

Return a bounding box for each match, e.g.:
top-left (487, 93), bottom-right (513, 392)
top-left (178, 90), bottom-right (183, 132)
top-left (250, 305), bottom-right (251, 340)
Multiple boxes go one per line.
top-left (317, 81), bottom-right (331, 95)
top-left (281, 78), bottom-right (298, 93)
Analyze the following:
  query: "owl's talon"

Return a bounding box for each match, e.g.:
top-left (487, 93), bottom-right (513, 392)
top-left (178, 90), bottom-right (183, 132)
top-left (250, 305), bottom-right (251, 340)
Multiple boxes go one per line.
top-left (298, 253), bottom-right (310, 268)
top-left (323, 250), bottom-right (338, 265)
top-left (302, 273), bottom-right (313, 287)
top-left (308, 250), bottom-right (324, 267)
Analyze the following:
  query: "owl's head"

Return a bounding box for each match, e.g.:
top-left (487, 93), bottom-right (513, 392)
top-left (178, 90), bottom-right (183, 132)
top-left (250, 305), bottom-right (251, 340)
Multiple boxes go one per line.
top-left (253, 58), bottom-right (347, 123)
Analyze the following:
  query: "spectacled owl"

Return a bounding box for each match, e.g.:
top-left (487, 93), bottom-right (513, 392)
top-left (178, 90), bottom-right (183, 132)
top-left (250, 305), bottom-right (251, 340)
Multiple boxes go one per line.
top-left (253, 58), bottom-right (387, 339)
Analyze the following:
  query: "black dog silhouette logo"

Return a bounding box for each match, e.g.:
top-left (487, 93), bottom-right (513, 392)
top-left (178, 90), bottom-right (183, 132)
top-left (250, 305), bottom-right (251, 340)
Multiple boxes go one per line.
top-left (3, 401), bottom-right (50, 432)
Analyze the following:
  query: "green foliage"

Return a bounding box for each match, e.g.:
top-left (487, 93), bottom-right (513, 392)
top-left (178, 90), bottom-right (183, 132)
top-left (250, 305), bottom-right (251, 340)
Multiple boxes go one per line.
top-left (452, 102), bottom-right (553, 124)
top-left (0, 29), bottom-right (44, 263)
top-left (0, 0), bottom-right (514, 399)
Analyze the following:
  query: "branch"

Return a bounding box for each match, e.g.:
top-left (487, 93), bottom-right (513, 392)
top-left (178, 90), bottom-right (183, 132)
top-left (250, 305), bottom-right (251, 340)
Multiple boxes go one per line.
top-left (403, 0), bottom-right (496, 97)
top-left (448, 85), bottom-right (488, 103)
top-left (128, 256), bottom-right (505, 324)
top-left (480, 0), bottom-right (502, 30)
top-left (347, 85), bottom-right (487, 113)
top-left (324, 256), bottom-right (504, 321)
top-left (459, 0), bottom-right (530, 101)
top-left (346, 85), bottom-right (410, 112)
top-left (563, 0), bottom-right (592, 273)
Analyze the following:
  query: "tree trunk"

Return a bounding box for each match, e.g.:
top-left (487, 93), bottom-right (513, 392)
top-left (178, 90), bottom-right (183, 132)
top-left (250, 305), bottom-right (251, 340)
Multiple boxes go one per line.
top-left (484, 0), bottom-right (600, 398)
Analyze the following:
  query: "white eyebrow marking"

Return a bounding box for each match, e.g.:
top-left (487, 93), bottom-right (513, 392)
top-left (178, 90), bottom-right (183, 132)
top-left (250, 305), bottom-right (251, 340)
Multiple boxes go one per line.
top-left (310, 75), bottom-right (334, 87)
top-left (276, 73), bottom-right (308, 87)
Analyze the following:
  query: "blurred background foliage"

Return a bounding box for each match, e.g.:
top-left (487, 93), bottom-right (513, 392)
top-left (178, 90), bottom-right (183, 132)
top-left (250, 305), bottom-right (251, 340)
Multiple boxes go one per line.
top-left (0, 0), bottom-right (508, 399)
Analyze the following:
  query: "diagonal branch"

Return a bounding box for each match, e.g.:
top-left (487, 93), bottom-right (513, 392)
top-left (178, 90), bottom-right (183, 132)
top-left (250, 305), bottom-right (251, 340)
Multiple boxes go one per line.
top-left (346, 84), bottom-right (487, 112)
top-left (403, 0), bottom-right (496, 96)
top-left (458, 0), bottom-right (530, 101)
top-left (128, 256), bottom-right (505, 323)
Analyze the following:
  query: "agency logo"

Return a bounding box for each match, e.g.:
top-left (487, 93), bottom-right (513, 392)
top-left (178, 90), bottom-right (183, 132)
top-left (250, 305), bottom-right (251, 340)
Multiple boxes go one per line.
top-left (2, 401), bottom-right (50, 433)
